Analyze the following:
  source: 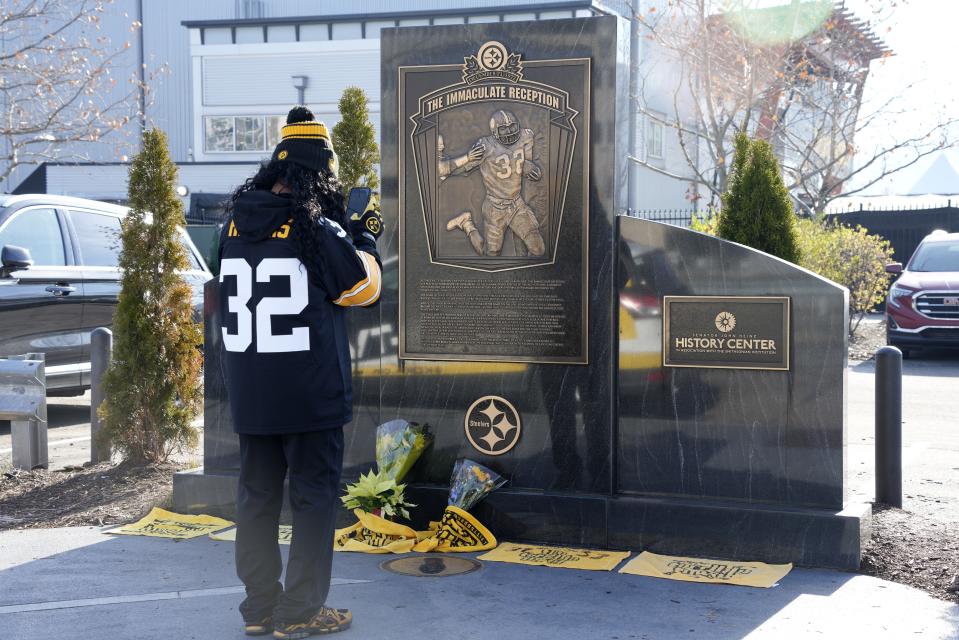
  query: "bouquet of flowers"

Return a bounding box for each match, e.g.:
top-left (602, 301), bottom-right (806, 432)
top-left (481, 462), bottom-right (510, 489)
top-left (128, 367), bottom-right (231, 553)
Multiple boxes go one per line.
top-left (411, 459), bottom-right (506, 553)
top-left (375, 420), bottom-right (433, 482)
top-left (340, 469), bottom-right (415, 520)
top-left (447, 458), bottom-right (507, 511)
top-left (340, 420), bottom-right (431, 522)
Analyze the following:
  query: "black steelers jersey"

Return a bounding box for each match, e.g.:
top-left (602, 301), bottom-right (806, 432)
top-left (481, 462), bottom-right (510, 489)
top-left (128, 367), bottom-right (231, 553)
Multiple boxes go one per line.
top-left (217, 189), bottom-right (381, 434)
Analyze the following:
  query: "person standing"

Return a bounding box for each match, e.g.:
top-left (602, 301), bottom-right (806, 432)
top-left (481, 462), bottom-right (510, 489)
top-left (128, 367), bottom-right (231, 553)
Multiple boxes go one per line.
top-left (218, 106), bottom-right (383, 638)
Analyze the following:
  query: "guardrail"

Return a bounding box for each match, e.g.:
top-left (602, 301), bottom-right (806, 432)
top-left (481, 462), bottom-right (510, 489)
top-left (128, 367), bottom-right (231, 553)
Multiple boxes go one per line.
top-left (0, 353), bottom-right (48, 470)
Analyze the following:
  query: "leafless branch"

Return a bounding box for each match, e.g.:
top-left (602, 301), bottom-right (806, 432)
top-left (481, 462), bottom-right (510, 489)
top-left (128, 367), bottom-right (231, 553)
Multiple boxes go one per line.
top-left (0, 0), bottom-right (153, 186)
top-left (629, 0), bottom-right (950, 212)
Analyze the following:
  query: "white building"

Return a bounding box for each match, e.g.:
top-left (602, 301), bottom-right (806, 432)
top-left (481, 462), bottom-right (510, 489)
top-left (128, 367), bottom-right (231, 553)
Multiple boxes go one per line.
top-left (10, 1), bottom-right (694, 216)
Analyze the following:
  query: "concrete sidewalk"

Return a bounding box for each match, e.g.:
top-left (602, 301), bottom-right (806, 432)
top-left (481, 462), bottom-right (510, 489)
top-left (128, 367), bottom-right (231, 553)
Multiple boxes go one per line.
top-left (1, 527), bottom-right (956, 639)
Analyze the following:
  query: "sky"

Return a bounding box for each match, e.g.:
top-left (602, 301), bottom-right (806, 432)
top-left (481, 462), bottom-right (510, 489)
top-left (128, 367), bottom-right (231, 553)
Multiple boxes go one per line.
top-left (840, 0), bottom-right (959, 195)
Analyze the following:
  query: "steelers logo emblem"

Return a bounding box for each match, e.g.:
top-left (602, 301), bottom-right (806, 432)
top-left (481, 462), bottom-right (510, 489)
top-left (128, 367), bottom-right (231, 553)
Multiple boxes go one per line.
top-left (277, 150), bottom-right (288, 160)
top-left (465, 395), bottom-right (521, 456)
top-left (365, 216), bottom-right (381, 235)
top-left (715, 311), bottom-right (736, 333)
top-left (477, 41), bottom-right (508, 71)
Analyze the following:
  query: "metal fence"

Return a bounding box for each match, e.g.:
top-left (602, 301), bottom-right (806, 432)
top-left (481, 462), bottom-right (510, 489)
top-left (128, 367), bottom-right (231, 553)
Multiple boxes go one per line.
top-left (629, 209), bottom-right (697, 227)
top-left (825, 205), bottom-right (959, 263)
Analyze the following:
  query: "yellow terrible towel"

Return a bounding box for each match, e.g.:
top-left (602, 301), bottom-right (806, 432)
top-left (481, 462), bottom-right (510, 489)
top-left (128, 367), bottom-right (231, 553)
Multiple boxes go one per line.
top-left (619, 551), bottom-right (792, 588)
top-left (479, 543), bottom-right (629, 571)
top-left (412, 506), bottom-right (497, 553)
top-left (108, 507), bottom-right (233, 540)
top-left (333, 506), bottom-right (496, 554)
top-left (334, 509), bottom-right (421, 554)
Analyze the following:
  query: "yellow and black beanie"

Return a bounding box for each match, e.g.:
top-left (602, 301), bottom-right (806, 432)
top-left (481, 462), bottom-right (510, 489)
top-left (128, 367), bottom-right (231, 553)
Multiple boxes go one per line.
top-left (271, 106), bottom-right (339, 176)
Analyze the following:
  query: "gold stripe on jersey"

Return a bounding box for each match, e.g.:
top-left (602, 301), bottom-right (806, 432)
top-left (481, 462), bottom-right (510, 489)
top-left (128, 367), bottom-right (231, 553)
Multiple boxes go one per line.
top-left (333, 251), bottom-right (381, 307)
top-left (228, 221), bottom-right (238, 237)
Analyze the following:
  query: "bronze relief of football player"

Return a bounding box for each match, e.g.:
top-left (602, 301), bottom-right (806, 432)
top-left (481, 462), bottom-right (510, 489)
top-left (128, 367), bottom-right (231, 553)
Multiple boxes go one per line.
top-left (438, 109), bottom-right (545, 257)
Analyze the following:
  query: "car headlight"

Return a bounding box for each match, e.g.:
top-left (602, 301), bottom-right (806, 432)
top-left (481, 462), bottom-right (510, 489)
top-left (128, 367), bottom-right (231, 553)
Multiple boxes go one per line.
top-left (888, 285), bottom-right (914, 308)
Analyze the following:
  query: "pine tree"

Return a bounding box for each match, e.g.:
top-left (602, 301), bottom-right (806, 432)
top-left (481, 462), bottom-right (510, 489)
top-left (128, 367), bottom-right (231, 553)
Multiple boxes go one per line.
top-left (97, 128), bottom-right (202, 464)
top-left (717, 132), bottom-right (801, 264)
top-left (332, 86), bottom-right (380, 196)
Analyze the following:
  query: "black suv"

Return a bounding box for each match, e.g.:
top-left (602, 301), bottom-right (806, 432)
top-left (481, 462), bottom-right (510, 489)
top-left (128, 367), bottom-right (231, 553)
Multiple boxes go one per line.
top-left (0, 194), bottom-right (212, 395)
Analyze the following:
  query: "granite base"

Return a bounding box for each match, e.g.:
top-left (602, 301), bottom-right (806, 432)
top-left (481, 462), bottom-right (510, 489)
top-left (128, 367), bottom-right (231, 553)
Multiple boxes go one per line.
top-left (174, 470), bottom-right (869, 570)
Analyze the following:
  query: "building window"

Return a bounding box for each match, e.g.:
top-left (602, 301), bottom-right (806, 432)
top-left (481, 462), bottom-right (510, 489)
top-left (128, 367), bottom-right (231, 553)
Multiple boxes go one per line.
top-left (205, 116), bottom-right (234, 152)
top-left (205, 115), bottom-right (286, 152)
top-left (646, 117), bottom-right (664, 160)
top-left (238, 0), bottom-right (265, 19)
top-left (266, 115), bottom-right (284, 149)
top-left (235, 116), bottom-right (264, 151)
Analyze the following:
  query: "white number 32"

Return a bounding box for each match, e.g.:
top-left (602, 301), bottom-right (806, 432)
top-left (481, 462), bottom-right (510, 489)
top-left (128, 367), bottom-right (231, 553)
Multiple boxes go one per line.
top-left (220, 257), bottom-right (310, 353)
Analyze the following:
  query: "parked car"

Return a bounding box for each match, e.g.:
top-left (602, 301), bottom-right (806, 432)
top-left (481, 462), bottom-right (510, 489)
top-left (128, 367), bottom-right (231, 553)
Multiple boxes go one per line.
top-left (0, 194), bottom-right (212, 395)
top-left (885, 229), bottom-right (959, 357)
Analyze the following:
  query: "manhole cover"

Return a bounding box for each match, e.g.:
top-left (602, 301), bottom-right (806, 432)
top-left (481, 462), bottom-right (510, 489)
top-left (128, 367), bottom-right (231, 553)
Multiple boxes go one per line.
top-left (381, 555), bottom-right (482, 577)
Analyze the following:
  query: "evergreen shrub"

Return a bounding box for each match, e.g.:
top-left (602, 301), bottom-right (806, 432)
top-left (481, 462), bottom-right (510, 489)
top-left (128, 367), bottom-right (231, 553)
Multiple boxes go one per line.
top-left (98, 128), bottom-right (203, 464)
top-left (332, 86), bottom-right (380, 196)
top-left (717, 133), bottom-right (801, 264)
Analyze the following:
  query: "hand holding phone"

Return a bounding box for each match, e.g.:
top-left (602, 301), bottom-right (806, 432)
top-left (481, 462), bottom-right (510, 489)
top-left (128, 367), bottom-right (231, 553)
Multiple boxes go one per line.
top-left (346, 187), bottom-right (383, 241)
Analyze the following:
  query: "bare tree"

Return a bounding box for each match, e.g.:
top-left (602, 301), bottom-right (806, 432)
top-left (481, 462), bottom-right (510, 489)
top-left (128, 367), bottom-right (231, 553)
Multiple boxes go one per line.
top-left (627, 0), bottom-right (957, 213)
top-left (0, 0), bottom-right (150, 186)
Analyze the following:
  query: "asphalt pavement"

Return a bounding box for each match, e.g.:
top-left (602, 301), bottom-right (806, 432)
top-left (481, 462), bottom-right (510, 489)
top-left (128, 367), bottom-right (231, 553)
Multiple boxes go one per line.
top-left (847, 351), bottom-right (959, 520)
top-left (1, 526), bottom-right (957, 640)
top-left (0, 392), bottom-right (95, 470)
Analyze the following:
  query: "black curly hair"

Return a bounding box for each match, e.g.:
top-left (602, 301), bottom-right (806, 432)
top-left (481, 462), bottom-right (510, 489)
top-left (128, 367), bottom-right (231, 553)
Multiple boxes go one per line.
top-left (229, 105), bottom-right (346, 279)
top-left (229, 158), bottom-right (346, 280)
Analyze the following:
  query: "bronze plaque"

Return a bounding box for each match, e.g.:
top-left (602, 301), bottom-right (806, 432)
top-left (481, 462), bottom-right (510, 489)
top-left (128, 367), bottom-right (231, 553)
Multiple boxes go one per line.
top-left (399, 40), bottom-right (590, 363)
top-left (663, 296), bottom-right (791, 370)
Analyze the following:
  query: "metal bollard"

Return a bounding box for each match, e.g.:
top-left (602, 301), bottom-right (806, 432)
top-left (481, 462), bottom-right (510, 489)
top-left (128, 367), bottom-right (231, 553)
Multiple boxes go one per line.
top-left (1, 354), bottom-right (48, 470)
top-left (875, 345), bottom-right (903, 508)
top-left (90, 327), bottom-right (113, 464)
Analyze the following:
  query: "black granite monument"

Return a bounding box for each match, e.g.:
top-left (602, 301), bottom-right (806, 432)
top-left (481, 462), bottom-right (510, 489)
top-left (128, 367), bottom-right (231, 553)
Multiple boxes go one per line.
top-left (174, 15), bottom-right (869, 570)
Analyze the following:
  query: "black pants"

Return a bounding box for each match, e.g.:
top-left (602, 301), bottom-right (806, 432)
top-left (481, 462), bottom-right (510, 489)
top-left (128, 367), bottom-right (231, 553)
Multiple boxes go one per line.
top-left (235, 427), bottom-right (344, 624)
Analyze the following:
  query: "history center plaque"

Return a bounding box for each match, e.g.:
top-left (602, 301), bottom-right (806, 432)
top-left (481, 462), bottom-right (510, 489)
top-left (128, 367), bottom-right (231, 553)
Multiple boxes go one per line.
top-left (399, 40), bottom-right (590, 363)
top-left (663, 296), bottom-right (791, 370)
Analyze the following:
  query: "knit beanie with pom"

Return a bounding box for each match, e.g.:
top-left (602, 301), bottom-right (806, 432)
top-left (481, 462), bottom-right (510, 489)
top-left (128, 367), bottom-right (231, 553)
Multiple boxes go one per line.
top-left (270, 105), bottom-right (339, 176)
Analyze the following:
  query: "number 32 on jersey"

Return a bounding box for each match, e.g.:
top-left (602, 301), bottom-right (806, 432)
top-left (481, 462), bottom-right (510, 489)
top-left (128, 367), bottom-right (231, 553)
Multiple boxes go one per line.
top-left (220, 257), bottom-right (310, 353)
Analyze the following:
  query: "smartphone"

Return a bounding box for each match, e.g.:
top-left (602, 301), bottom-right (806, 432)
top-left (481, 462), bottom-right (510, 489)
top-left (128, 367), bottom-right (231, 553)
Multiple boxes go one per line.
top-left (346, 187), bottom-right (373, 218)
